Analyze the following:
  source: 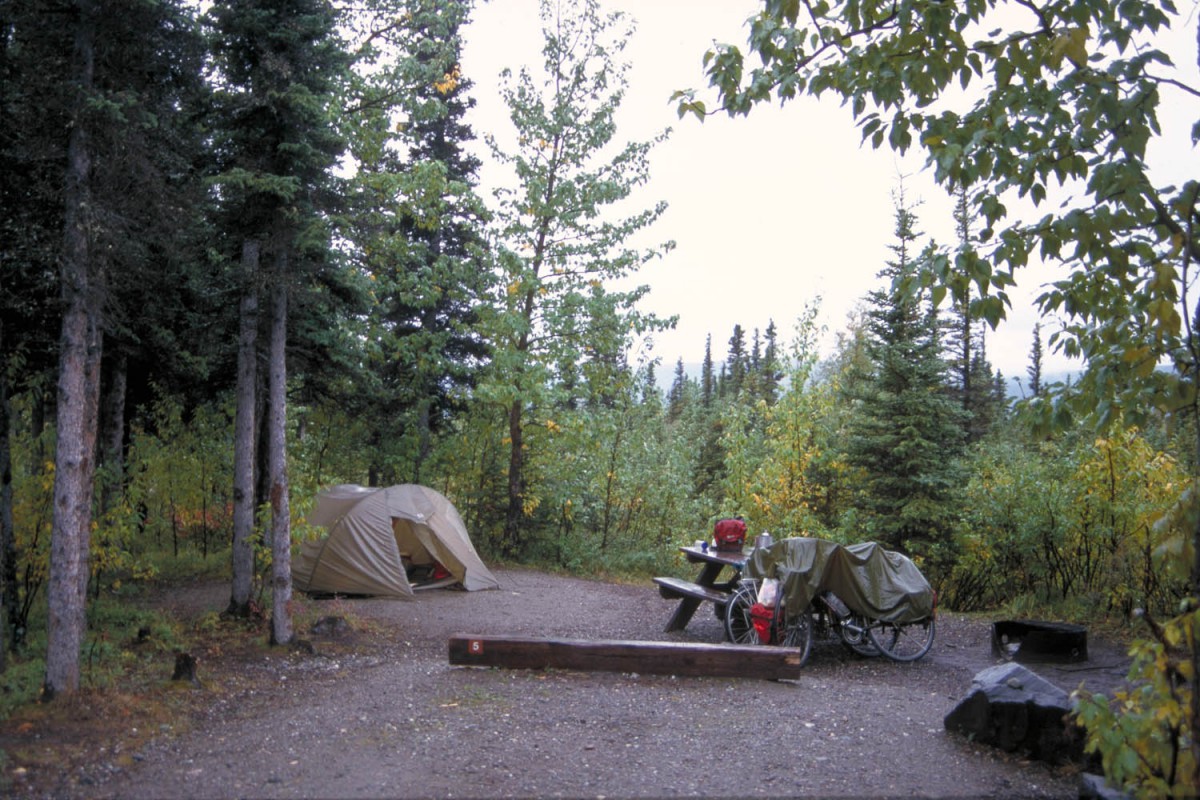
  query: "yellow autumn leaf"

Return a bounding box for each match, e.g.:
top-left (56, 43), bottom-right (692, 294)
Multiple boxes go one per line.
top-left (1064, 26), bottom-right (1089, 68)
top-left (1048, 26), bottom-right (1089, 70)
top-left (433, 64), bottom-right (461, 95)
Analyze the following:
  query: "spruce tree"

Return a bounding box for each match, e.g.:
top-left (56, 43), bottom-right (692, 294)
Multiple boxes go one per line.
top-left (760, 319), bottom-right (784, 405)
top-left (701, 335), bottom-right (715, 407)
top-left (208, 0), bottom-right (348, 639)
top-left (1027, 322), bottom-right (1044, 399)
top-left (945, 183), bottom-right (1005, 442)
top-left (342, 0), bottom-right (490, 485)
top-left (726, 324), bottom-right (747, 397)
top-left (29, 0), bottom-right (212, 697)
top-left (843, 190), bottom-right (965, 563)
top-left (667, 358), bottom-right (688, 422)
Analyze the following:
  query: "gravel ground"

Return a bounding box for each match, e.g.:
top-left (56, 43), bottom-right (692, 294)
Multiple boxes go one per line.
top-left (11, 567), bottom-right (1131, 798)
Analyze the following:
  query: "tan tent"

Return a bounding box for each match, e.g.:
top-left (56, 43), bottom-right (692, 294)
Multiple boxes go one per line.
top-left (293, 484), bottom-right (499, 598)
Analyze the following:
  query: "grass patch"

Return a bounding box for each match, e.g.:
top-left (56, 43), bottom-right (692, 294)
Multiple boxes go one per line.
top-left (0, 592), bottom-right (190, 720)
top-left (0, 575), bottom-right (382, 796)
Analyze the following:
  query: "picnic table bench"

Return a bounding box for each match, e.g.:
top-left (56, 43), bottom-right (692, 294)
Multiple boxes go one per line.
top-left (654, 545), bottom-right (747, 633)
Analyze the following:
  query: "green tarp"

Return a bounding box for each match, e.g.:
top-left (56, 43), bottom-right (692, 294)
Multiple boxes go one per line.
top-left (746, 537), bottom-right (934, 624)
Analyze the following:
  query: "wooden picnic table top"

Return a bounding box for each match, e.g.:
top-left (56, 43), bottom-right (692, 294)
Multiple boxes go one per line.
top-left (679, 544), bottom-right (748, 569)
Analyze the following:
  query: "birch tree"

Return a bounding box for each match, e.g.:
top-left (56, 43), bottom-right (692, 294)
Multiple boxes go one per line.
top-left (484, 0), bottom-right (672, 552)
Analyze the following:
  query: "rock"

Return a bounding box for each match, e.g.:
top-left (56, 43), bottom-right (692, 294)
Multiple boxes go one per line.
top-left (1079, 772), bottom-right (1131, 800)
top-left (310, 615), bottom-right (351, 638)
top-left (943, 662), bottom-right (1083, 763)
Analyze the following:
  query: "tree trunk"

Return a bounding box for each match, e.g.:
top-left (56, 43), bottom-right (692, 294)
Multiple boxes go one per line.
top-left (267, 255), bottom-right (291, 646)
top-left (98, 351), bottom-right (126, 517)
top-left (228, 238), bottom-right (259, 618)
top-left (254, 370), bottom-right (271, 510)
top-left (1192, 6), bottom-right (1200, 779)
top-left (600, 422), bottom-right (624, 551)
top-left (92, 351), bottom-right (125, 590)
top-left (367, 427), bottom-right (381, 488)
top-left (502, 279), bottom-right (542, 554)
top-left (45, 0), bottom-right (101, 698)
top-left (504, 398), bottom-right (524, 554)
top-left (1192, 14), bottom-right (1200, 770)
top-left (413, 397), bottom-right (432, 485)
top-left (0, 318), bottom-right (12, 670)
top-left (1192, 449), bottom-right (1200, 786)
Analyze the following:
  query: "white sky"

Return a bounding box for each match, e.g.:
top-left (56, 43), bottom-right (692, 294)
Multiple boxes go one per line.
top-left (461, 0), bottom-right (1200, 387)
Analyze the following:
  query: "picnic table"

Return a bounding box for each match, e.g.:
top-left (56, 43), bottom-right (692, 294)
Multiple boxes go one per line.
top-left (653, 545), bottom-right (748, 632)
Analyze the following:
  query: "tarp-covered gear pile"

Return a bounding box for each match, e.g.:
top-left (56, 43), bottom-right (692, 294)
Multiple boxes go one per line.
top-left (293, 484), bottom-right (500, 598)
top-left (746, 537), bottom-right (934, 623)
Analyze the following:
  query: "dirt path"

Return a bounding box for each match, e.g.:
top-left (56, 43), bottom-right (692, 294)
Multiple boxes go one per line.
top-left (11, 568), bottom-right (1129, 798)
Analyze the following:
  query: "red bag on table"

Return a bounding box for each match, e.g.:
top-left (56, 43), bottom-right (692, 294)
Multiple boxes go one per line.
top-left (713, 517), bottom-right (746, 551)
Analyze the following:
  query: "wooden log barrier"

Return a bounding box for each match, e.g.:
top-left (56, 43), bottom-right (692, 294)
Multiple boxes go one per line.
top-left (448, 634), bottom-right (803, 681)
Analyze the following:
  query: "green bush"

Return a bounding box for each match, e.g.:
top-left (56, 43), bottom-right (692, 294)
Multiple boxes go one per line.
top-left (1074, 607), bottom-right (1199, 798)
top-left (946, 428), bottom-right (1187, 617)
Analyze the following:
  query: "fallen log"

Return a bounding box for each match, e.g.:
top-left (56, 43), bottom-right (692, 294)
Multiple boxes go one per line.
top-left (448, 634), bottom-right (803, 681)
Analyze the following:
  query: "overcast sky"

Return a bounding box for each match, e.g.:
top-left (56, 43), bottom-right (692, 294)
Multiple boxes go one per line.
top-left (460, 0), bottom-right (1199, 388)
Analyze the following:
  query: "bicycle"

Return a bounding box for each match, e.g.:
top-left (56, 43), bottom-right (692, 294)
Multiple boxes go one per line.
top-left (724, 579), bottom-right (935, 664)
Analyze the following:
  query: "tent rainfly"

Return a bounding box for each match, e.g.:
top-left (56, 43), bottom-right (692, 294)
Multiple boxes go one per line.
top-left (293, 484), bottom-right (499, 598)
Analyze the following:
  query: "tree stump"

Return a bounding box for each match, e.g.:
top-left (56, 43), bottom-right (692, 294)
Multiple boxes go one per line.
top-left (171, 652), bottom-right (201, 687)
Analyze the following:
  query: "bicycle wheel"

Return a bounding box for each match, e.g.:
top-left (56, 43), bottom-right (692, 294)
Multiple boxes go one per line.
top-left (775, 600), bottom-right (812, 667)
top-left (723, 584), bottom-right (761, 645)
top-left (838, 613), bottom-right (884, 657)
top-left (868, 617), bottom-right (936, 662)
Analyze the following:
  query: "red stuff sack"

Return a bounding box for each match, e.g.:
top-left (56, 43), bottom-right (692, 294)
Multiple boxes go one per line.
top-left (713, 517), bottom-right (747, 551)
top-left (750, 602), bottom-right (775, 644)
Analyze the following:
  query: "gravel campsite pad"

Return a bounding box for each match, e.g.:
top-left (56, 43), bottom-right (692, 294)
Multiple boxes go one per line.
top-left (9, 568), bottom-right (1131, 798)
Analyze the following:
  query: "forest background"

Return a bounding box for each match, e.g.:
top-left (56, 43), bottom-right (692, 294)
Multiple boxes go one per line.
top-left (1, 0), bottom-right (1198, 796)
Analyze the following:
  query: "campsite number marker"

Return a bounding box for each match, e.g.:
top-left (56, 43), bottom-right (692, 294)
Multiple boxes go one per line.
top-left (469, 639), bottom-right (483, 655)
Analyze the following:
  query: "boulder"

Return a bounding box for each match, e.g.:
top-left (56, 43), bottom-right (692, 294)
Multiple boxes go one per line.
top-left (1079, 773), bottom-right (1131, 800)
top-left (944, 662), bottom-right (1083, 763)
top-left (310, 615), bottom-right (351, 638)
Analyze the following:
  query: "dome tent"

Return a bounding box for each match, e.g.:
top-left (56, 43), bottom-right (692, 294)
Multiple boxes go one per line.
top-left (293, 484), bottom-right (499, 598)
